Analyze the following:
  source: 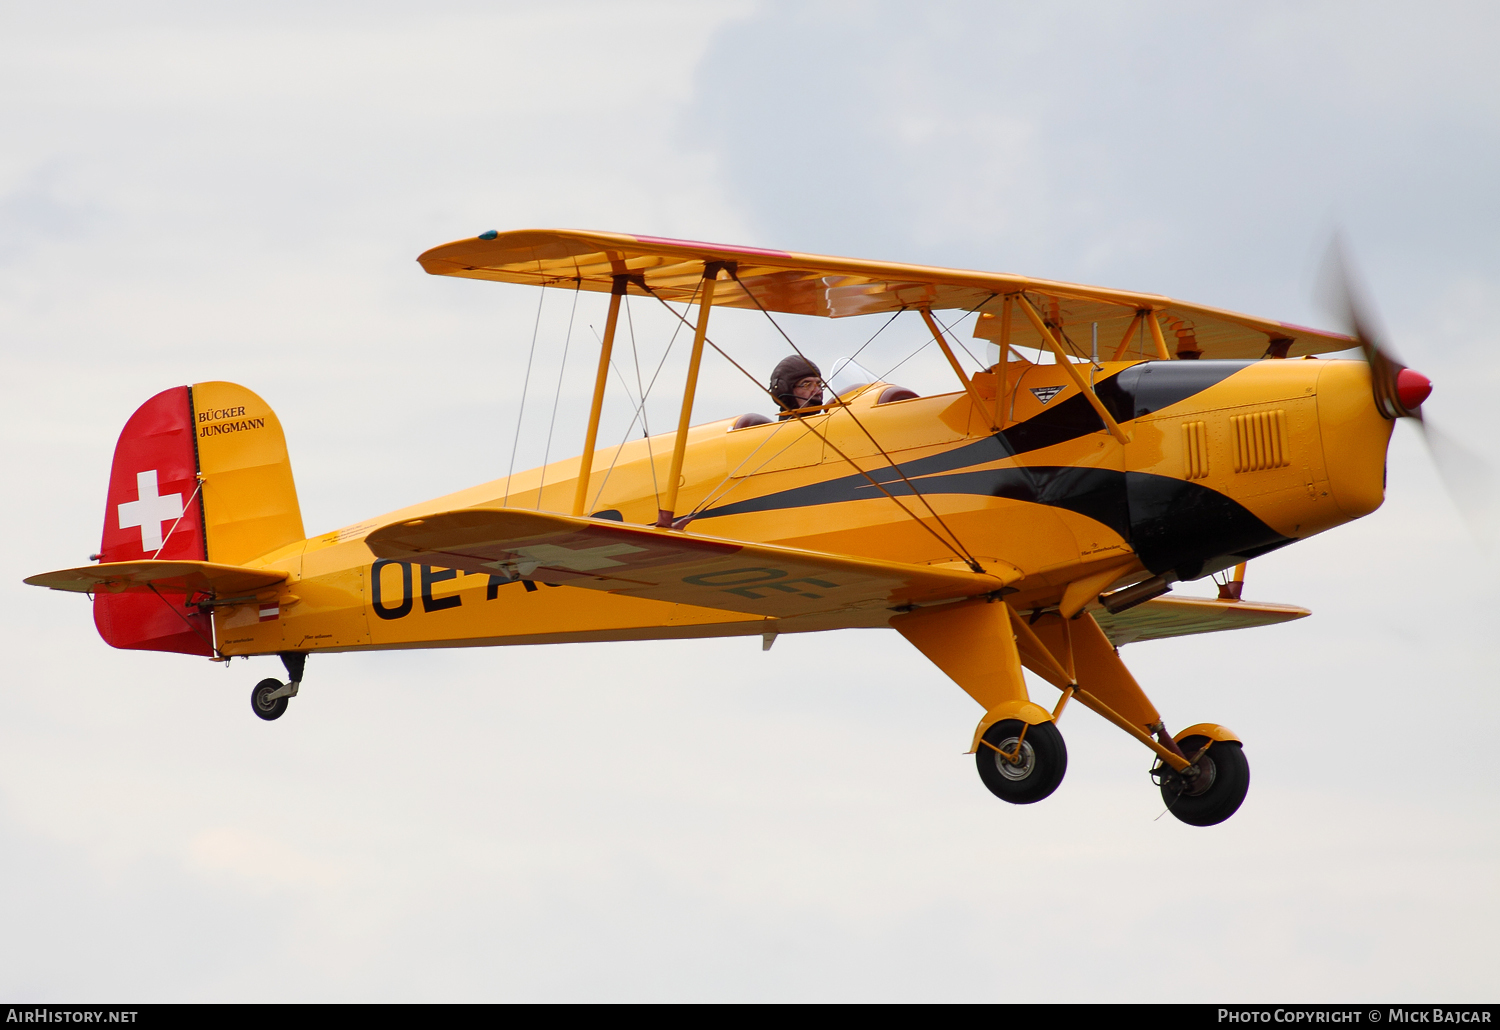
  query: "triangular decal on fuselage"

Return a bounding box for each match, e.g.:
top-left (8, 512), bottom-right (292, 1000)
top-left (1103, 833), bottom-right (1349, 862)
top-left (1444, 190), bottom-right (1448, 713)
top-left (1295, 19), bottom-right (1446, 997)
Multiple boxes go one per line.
top-left (1030, 385), bottom-right (1065, 405)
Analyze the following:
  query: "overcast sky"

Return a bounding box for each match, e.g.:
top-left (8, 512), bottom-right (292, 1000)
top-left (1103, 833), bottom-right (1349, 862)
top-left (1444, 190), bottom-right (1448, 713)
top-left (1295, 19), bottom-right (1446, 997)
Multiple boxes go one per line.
top-left (2, 1), bottom-right (1497, 1001)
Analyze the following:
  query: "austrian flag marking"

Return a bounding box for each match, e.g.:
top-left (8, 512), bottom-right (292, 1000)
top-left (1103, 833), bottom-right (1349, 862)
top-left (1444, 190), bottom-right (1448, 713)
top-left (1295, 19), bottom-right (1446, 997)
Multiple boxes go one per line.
top-left (259, 604), bottom-right (279, 622)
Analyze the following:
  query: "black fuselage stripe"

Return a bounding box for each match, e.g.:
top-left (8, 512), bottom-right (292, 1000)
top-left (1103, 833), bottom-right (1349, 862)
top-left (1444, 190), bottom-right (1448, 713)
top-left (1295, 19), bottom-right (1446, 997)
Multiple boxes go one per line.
top-left (698, 361), bottom-right (1254, 523)
top-left (694, 361), bottom-right (1289, 578)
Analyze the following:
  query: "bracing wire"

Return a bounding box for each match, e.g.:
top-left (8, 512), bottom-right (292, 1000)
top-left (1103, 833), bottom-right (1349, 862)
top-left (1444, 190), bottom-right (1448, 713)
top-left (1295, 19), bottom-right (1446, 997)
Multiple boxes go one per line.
top-left (587, 384), bottom-right (648, 514)
top-left (640, 281), bottom-right (700, 509)
top-left (148, 582), bottom-right (217, 655)
top-left (846, 308), bottom-right (904, 367)
top-left (625, 293), bottom-right (661, 507)
top-left (699, 333), bottom-right (987, 572)
top-left (867, 306), bottom-right (976, 386)
top-left (717, 272), bottom-right (990, 572)
top-left (589, 324), bottom-right (646, 412)
top-left (688, 311), bottom-right (904, 511)
top-left (876, 339), bottom-right (932, 382)
top-left (536, 277), bottom-right (581, 509)
top-left (651, 298), bottom-right (973, 519)
top-left (694, 418), bottom-right (818, 514)
top-left (1021, 292), bottom-right (1089, 361)
top-left (585, 285), bottom-right (696, 514)
top-left (151, 479), bottom-right (203, 559)
top-left (642, 281), bottom-right (987, 573)
top-left (625, 293), bottom-right (649, 435)
top-left (938, 308), bottom-right (993, 371)
top-left (576, 325), bottom-right (646, 515)
top-left (504, 286), bottom-right (546, 507)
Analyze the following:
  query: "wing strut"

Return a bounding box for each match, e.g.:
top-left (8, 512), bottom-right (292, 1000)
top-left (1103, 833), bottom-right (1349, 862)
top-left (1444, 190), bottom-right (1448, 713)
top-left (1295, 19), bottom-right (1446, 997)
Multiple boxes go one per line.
top-left (1146, 309), bottom-right (1173, 360)
top-left (572, 274), bottom-right (628, 516)
top-left (657, 261), bottom-right (725, 527)
top-left (919, 308), bottom-right (1000, 433)
top-left (993, 294), bottom-right (1016, 429)
top-left (1016, 294), bottom-right (1131, 444)
top-left (1110, 310), bottom-right (1145, 361)
top-left (638, 279), bottom-right (990, 573)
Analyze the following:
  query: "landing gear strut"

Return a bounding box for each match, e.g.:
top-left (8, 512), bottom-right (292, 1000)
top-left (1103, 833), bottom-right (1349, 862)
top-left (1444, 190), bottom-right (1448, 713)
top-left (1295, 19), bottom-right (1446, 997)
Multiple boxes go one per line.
top-left (250, 652), bottom-right (305, 722)
top-left (1153, 735), bottom-right (1250, 826)
top-left (976, 719), bottom-right (1068, 804)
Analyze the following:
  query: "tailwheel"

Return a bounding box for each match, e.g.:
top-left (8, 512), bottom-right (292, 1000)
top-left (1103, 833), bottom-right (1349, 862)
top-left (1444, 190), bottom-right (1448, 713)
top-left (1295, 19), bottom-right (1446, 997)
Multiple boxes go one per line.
top-left (251, 678), bottom-right (289, 722)
top-left (976, 719), bottom-right (1067, 804)
top-left (1154, 735), bottom-right (1250, 826)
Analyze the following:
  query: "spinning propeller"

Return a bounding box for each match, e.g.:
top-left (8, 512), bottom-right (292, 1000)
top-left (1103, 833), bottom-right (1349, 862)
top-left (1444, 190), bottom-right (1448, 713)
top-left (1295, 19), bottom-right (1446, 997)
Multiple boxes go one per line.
top-left (1323, 239), bottom-right (1495, 544)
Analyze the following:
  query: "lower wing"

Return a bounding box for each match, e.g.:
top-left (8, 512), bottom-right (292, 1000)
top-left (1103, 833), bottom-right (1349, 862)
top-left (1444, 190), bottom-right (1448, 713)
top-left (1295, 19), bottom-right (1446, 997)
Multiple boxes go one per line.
top-left (1095, 594), bottom-right (1310, 646)
top-left (366, 508), bottom-right (1018, 620)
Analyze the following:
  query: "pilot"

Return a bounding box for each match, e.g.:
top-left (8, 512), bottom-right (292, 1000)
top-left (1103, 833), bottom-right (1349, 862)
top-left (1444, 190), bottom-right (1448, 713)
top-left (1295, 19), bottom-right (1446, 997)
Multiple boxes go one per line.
top-left (770, 355), bottom-right (824, 419)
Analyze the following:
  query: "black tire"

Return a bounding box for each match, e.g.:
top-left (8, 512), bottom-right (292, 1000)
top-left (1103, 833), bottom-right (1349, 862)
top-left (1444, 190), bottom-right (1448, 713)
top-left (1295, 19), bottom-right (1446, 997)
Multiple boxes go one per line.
top-left (251, 678), bottom-right (288, 722)
top-left (1158, 735), bottom-right (1249, 826)
top-left (975, 719), bottom-right (1067, 804)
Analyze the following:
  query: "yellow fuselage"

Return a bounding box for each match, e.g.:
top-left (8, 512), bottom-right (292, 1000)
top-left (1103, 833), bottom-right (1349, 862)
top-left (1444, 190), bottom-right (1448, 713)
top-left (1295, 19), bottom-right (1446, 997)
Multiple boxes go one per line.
top-left (213, 357), bottom-right (1391, 657)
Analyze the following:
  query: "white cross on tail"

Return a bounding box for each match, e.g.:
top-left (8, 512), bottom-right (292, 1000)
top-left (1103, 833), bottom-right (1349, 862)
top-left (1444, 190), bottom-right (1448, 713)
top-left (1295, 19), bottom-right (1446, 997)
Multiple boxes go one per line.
top-left (117, 470), bottom-right (184, 552)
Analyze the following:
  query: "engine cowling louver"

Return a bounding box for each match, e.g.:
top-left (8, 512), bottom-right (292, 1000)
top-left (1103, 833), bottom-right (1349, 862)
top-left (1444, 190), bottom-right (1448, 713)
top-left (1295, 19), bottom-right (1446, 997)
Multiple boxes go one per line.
top-left (1231, 410), bottom-right (1289, 473)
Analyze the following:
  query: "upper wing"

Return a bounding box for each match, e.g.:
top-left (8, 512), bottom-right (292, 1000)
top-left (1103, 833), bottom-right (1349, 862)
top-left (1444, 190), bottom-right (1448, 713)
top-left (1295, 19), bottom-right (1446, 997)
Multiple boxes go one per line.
top-left (1095, 594), bottom-right (1310, 646)
top-left (366, 508), bottom-right (1016, 619)
top-left (417, 229), bottom-right (1354, 360)
top-left (25, 560), bottom-right (288, 598)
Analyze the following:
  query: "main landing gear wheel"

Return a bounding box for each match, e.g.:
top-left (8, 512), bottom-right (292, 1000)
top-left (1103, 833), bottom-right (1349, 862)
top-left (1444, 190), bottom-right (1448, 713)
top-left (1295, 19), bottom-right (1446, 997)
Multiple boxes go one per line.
top-left (251, 678), bottom-right (289, 722)
top-left (976, 719), bottom-right (1067, 804)
top-left (1154, 735), bottom-right (1250, 826)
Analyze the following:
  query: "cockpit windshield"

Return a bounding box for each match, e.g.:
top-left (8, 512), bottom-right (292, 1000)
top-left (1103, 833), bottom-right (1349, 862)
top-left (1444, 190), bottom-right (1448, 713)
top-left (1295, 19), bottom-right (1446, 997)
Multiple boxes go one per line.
top-left (826, 357), bottom-right (880, 398)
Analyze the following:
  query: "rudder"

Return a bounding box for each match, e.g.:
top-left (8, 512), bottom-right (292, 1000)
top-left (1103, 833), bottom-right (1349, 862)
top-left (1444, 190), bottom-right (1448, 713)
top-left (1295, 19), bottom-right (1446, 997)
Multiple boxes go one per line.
top-left (94, 382), bottom-right (304, 655)
top-left (95, 386), bottom-right (212, 654)
top-left (191, 381), bottom-right (304, 566)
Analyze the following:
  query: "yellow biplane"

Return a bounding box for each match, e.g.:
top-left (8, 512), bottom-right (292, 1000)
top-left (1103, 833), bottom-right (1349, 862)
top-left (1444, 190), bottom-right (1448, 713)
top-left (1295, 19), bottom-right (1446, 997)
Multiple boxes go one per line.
top-left (25, 229), bottom-right (1437, 826)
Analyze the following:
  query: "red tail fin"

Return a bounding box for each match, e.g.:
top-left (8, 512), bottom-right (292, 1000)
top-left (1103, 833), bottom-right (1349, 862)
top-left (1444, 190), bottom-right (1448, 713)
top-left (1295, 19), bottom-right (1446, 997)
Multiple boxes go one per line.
top-left (93, 386), bottom-right (214, 655)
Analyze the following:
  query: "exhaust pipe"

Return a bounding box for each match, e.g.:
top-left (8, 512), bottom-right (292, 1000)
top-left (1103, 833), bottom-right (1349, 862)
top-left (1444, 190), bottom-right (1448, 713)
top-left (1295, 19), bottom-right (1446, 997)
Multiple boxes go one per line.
top-left (1099, 574), bottom-right (1174, 614)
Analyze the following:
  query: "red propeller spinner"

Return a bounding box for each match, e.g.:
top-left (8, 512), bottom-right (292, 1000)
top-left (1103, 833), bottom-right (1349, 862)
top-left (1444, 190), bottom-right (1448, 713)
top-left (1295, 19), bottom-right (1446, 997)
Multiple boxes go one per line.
top-left (1396, 367), bottom-right (1433, 412)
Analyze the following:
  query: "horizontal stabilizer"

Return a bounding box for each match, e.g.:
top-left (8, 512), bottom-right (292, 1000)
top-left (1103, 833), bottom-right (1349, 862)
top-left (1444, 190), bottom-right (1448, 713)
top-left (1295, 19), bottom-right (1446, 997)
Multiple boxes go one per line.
top-left (25, 560), bottom-right (288, 598)
top-left (367, 508), bottom-right (1016, 619)
top-left (1095, 594), bottom-right (1310, 646)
